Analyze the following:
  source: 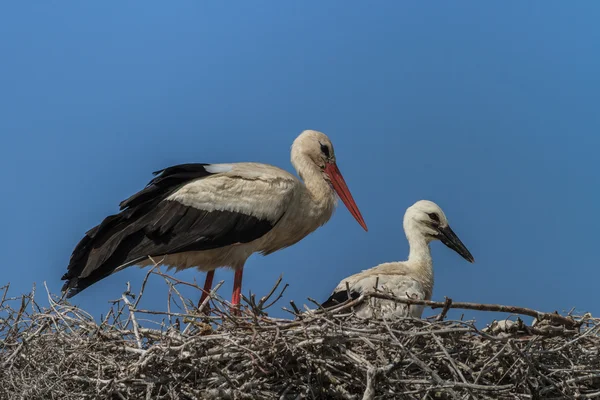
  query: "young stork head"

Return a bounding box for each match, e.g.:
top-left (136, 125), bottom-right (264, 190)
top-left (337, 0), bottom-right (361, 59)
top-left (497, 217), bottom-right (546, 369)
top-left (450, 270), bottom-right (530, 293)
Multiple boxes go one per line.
top-left (291, 130), bottom-right (368, 231)
top-left (404, 200), bottom-right (474, 262)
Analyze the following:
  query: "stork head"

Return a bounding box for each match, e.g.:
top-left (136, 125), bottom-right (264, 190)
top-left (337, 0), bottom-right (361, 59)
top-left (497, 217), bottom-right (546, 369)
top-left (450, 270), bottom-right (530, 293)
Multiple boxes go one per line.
top-left (404, 200), bottom-right (474, 263)
top-left (291, 130), bottom-right (368, 231)
top-left (292, 130), bottom-right (336, 169)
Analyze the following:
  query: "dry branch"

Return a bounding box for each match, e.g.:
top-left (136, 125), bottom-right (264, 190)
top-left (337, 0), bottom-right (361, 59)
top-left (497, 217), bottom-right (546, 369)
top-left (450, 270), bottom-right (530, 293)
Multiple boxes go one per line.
top-left (0, 272), bottom-right (598, 400)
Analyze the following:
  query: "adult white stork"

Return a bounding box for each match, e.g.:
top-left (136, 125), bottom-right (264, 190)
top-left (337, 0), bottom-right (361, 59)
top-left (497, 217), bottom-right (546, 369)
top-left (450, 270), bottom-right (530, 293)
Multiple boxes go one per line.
top-left (61, 130), bottom-right (368, 309)
top-left (321, 200), bottom-right (473, 318)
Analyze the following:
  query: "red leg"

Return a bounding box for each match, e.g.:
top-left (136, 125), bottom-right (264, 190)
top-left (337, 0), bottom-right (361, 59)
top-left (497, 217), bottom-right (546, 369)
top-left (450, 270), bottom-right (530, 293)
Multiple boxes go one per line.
top-left (231, 267), bottom-right (244, 312)
top-left (197, 270), bottom-right (215, 308)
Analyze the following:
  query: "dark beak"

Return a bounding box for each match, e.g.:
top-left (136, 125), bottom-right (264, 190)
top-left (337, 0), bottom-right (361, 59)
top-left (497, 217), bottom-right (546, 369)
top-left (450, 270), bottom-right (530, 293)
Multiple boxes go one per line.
top-left (437, 225), bottom-right (475, 263)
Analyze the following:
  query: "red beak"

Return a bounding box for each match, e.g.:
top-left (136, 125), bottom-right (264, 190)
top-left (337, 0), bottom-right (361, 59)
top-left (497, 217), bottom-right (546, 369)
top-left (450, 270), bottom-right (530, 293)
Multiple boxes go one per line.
top-left (324, 163), bottom-right (368, 231)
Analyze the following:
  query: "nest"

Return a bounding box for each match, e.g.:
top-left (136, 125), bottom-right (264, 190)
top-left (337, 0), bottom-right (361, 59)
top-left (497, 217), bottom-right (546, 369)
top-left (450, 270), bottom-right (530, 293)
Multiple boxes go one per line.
top-left (0, 269), bottom-right (598, 400)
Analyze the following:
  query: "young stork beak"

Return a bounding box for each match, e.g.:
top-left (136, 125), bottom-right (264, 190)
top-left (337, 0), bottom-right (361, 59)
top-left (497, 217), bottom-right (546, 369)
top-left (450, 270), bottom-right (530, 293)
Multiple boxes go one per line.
top-left (324, 162), bottom-right (368, 231)
top-left (437, 225), bottom-right (475, 263)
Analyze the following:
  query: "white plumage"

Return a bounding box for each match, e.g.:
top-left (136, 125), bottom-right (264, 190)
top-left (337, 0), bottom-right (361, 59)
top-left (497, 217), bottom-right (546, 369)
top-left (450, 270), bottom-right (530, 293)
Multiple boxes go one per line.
top-left (165, 163), bottom-right (296, 225)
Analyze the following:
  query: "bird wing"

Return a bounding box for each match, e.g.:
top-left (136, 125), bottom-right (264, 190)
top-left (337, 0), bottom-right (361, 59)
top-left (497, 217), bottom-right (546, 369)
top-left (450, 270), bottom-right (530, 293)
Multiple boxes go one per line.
top-left (62, 162), bottom-right (296, 297)
top-left (322, 272), bottom-right (427, 318)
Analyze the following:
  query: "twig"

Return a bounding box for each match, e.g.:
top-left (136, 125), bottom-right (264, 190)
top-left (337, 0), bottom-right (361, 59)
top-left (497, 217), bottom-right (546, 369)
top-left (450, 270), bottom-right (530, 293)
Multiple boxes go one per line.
top-left (121, 293), bottom-right (143, 349)
top-left (333, 291), bottom-right (579, 329)
top-left (436, 297), bottom-right (453, 322)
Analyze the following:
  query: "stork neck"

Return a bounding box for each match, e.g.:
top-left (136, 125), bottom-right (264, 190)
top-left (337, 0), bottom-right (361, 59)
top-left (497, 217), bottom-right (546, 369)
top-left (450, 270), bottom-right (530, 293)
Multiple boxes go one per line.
top-left (407, 232), bottom-right (433, 266)
top-left (292, 155), bottom-right (335, 208)
top-left (406, 231), bottom-right (434, 299)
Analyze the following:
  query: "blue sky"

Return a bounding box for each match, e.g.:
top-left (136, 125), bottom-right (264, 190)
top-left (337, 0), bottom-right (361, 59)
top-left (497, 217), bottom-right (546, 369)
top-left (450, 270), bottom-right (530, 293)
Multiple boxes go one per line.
top-left (1, 3), bottom-right (599, 327)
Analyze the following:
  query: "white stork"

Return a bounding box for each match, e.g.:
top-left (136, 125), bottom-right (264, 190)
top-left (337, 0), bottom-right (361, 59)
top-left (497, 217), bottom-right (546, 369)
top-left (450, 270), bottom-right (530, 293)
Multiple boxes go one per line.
top-left (61, 130), bottom-right (368, 309)
top-left (321, 200), bottom-right (473, 318)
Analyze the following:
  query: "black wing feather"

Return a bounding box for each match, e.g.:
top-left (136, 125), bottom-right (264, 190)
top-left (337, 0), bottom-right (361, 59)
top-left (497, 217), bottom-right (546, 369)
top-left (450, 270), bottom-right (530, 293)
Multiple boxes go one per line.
top-left (321, 289), bottom-right (361, 308)
top-left (62, 163), bottom-right (276, 298)
top-left (119, 163), bottom-right (212, 210)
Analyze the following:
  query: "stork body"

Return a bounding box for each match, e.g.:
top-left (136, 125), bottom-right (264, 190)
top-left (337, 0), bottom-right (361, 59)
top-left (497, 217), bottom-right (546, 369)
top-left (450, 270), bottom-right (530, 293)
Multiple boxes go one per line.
top-left (61, 130), bottom-right (367, 308)
top-left (322, 200), bottom-right (473, 319)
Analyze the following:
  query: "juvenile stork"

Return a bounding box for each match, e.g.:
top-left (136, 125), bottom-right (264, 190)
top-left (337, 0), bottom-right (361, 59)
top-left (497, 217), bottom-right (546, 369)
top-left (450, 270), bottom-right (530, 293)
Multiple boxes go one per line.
top-left (322, 200), bottom-right (473, 318)
top-left (61, 130), bottom-right (368, 309)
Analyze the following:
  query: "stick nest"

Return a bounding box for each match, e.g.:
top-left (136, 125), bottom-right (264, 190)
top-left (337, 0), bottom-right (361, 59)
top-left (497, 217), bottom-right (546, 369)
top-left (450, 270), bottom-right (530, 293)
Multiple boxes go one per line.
top-left (0, 271), bottom-right (598, 400)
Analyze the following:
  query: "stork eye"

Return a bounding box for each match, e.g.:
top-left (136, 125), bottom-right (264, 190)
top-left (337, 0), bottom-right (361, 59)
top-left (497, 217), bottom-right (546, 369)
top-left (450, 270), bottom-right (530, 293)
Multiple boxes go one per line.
top-left (428, 213), bottom-right (440, 223)
top-left (320, 143), bottom-right (330, 158)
